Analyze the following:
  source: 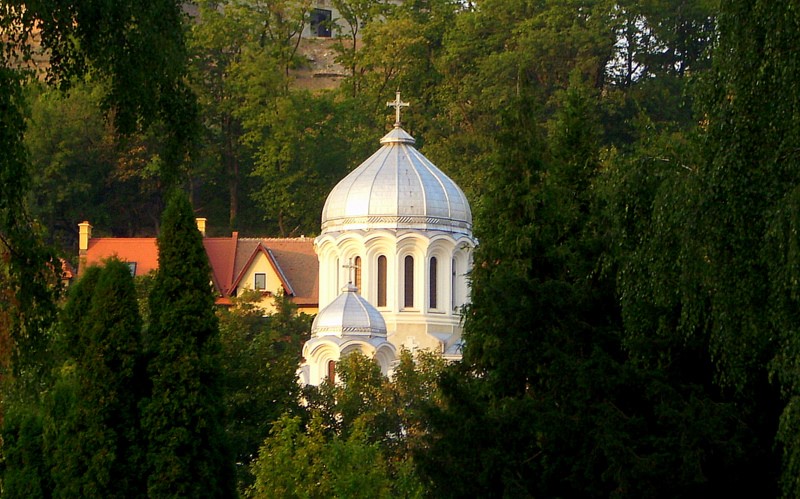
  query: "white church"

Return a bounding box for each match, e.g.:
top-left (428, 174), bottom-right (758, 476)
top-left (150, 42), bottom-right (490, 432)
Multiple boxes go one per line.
top-left (77, 94), bottom-right (475, 387)
top-left (298, 94), bottom-right (477, 385)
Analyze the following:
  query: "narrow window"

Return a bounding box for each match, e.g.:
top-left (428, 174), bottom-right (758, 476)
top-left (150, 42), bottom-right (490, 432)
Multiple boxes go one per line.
top-left (354, 256), bottom-right (362, 293)
top-left (254, 273), bottom-right (266, 290)
top-left (327, 360), bottom-right (336, 382)
top-left (377, 255), bottom-right (387, 307)
top-left (452, 258), bottom-right (457, 311)
top-left (404, 255), bottom-right (414, 308)
top-left (429, 257), bottom-right (438, 309)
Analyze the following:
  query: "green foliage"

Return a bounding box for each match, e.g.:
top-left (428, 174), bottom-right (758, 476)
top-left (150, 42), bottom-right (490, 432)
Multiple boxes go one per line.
top-left (0, 404), bottom-right (51, 499)
top-left (4, 0), bottom-right (198, 186)
top-left (0, 67), bottom-right (61, 397)
top-left (24, 82), bottom-right (112, 247)
top-left (418, 63), bottom-right (772, 495)
top-left (252, 351), bottom-right (440, 498)
top-left (694, 1), bottom-right (800, 495)
top-left (12, 0), bottom-right (800, 496)
top-left (250, 414), bottom-right (395, 499)
top-left (219, 291), bottom-right (311, 491)
top-left (23, 81), bottom-right (168, 244)
top-left (141, 191), bottom-right (236, 498)
top-left (48, 259), bottom-right (146, 498)
top-left (245, 91), bottom-right (349, 236)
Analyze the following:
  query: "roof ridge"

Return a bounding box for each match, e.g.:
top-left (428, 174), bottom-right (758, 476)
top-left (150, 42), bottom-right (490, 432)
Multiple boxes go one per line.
top-left (90, 237), bottom-right (157, 240)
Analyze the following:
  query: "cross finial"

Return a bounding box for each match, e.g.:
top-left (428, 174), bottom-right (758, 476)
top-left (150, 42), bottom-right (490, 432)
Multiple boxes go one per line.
top-left (387, 91), bottom-right (409, 126)
top-left (342, 259), bottom-right (358, 285)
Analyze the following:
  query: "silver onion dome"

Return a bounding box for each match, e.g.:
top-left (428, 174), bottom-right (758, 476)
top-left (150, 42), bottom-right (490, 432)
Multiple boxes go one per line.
top-left (320, 125), bottom-right (472, 236)
top-left (311, 283), bottom-right (387, 337)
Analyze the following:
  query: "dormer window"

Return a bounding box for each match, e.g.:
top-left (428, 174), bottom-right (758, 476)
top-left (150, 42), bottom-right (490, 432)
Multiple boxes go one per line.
top-left (254, 273), bottom-right (266, 290)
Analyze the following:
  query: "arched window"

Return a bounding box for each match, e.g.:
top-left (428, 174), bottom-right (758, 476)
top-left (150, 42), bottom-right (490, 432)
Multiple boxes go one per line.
top-left (452, 257), bottom-right (457, 311)
top-left (327, 360), bottom-right (336, 382)
top-left (354, 256), bottom-right (362, 293)
top-left (429, 257), bottom-right (438, 309)
top-left (404, 255), bottom-right (414, 308)
top-left (377, 255), bottom-right (387, 307)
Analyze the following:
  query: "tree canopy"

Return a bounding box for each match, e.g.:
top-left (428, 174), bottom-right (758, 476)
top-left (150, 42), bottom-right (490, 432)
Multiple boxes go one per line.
top-left (9, 0), bottom-right (800, 496)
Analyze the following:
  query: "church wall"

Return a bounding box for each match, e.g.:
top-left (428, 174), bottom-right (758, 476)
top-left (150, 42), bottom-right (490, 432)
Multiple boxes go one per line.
top-left (316, 229), bottom-right (474, 315)
top-left (301, 336), bottom-right (396, 385)
top-left (315, 229), bottom-right (474, 358)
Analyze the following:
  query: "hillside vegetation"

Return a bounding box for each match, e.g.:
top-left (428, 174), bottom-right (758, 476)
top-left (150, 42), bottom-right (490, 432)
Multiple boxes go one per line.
top-left (5, 0), bottom-right (800, 497)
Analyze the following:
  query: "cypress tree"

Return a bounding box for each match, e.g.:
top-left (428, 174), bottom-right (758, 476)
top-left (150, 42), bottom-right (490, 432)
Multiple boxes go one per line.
top-left (49, 259), bottom-right (146, 498)
top-left (47, 265), bottom-right (101, 498)
top-left (141, 191), bottom-right (235, 497)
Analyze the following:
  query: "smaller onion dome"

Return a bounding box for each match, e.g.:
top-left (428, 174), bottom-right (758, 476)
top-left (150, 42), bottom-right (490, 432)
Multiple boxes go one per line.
top-left (311, 283), bottom-right (387, 338)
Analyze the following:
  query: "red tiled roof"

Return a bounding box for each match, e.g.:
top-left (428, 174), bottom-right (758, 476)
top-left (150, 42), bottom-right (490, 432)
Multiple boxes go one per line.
top-left (84, 238), bottom-right (158, 276)
top-left (261, 238), bottom-right (318, 305)
top-left (215, 296), bottom-right (233, 306)
top-left (203, 235), bottom-right (238, 295)
top-left (81, 233), bottom-right (319, 307)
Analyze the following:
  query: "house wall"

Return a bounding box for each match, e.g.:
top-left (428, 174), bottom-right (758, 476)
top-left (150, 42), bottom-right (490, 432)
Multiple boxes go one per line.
top-left (235, 252), bottom-right (286, 314)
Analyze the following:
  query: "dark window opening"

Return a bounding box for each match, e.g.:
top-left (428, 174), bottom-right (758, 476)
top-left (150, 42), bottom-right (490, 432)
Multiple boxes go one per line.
top-left (327, 360), bottom-right (336, 381)
top-left (452, 258), bottom-right (456, 311)
top-left (429, 257), bottom-right (438, 309)
top-left (377, 255), bottom-right (387, 307)
top-left (404, 255), bottom-right (414, 308)
top-left (311, 8), bottom-right (332, 37)
top-left (354, 256), bottom-right (362, 293)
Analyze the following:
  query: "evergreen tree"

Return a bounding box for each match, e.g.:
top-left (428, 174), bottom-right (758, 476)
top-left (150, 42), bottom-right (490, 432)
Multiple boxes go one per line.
top-left (47, 260), bottom-right (146, 497)
top-left (0, 403), bottom-right (51, 499)
top-left (419, 93), bottom-right (606, 497)
top-left (419, 79), bottom-right (749, 496)
top-left (141, 191), bottom-right (235, 497)
top-left (47, 265), bottom-right (101, 498)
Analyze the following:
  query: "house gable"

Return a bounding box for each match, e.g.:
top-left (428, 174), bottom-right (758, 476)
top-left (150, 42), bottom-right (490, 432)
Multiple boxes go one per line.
top-left (230, 244), bottom-right (290, 299)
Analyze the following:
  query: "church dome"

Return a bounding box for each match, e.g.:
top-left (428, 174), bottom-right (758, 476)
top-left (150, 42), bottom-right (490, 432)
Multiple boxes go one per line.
top-left (320, 125), bottom-right (472, 236)
top-left (311, 283), bottom-right (387, 337)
